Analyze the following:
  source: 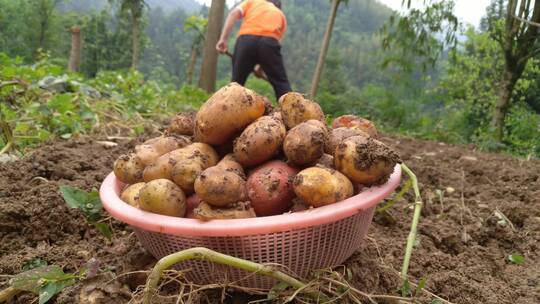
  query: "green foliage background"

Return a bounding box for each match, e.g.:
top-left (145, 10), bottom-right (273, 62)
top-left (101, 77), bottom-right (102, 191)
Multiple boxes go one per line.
top-left (0, 0), bottom-right (539, 157)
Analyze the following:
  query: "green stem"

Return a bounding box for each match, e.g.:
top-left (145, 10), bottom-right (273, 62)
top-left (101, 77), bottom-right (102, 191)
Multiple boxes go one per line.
top-left (400, 163), bottom-right (423, 282)
top-left (143, 247), bottom-right (308, 304)
top-left (0, 121), bottom-right (14, 156)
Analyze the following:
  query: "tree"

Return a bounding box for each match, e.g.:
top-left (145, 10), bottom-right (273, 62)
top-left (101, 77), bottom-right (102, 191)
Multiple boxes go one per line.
top-left (489, 0), bottom-right (540, 141)
top-left (111, 0), bottom-right (147, 69)
top-left (310, 0), bottom-right (347, 98)
top-left (33, 0), bottom-right (62, 50)
top-left (199, 0), bottom-right (225, 92)
top-left (184, 15), bottom-right (208, 85)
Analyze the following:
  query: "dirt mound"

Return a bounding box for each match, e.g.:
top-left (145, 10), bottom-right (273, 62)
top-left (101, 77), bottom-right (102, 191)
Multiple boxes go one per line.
top-left (0, 135), bottom-right (539, 304)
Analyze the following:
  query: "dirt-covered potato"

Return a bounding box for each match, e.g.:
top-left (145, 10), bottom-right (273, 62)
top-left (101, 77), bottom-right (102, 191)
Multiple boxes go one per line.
top-left (192, 201), bottom-right (256, 220)
top-left (325, 127), bottom-right (369, 156)
top-left (194, 83), bottom-right (266, 145)
top-left (247, 160), bottom-right (298, 216)
top-left (233, 116), bottom-right (287, 167)
top-left (135, 135), bottom-right (191, 166)
top-left (171, 160), bottom-right (204, 194)
top-left (293, 167), bottom-right (354, 207)
top-left (194, 166), bottom-right (248, 207)
top-left (143, 143), bottom-right (218, 182)
top-left (120, 182), bottom-right (146, 208)
top-left (114, 153), bottom-right (145, 184)
top-left (283, 120), bottom-right (329, 166)
top-left (138, 179), bottom-right (186, 217)
top-left (316, 153), bottom-right (335, 169)
top-left (334, 135), bottom-right (401, 186)
top-left (216, 154), bottom-right (246, 179)
top-left (279, 92), bottom-right (325, 129)
top-left (166, 111), bottom-right (197, 136)
top-left (332, 115), bottom-right (378, 138)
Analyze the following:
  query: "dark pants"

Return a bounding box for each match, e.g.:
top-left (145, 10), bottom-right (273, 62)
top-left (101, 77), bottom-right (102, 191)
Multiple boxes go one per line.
top-left (232, 34), bottom-right (292, 100)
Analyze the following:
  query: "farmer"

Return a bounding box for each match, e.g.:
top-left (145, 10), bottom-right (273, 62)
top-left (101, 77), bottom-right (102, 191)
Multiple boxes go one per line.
top-left (216, 0), bottom-right (292, 100)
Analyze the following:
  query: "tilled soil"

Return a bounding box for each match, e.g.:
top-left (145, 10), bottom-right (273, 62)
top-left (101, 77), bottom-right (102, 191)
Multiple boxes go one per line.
top-left (0, 135), bottom-right (538, 304)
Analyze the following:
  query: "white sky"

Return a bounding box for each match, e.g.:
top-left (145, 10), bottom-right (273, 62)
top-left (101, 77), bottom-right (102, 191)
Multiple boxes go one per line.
top-left (195, 0), bottom-right (491, 28)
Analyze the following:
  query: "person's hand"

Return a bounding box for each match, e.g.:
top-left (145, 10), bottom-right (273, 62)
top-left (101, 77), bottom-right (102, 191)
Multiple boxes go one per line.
top-left (216, 39), bottom-right (228, 54)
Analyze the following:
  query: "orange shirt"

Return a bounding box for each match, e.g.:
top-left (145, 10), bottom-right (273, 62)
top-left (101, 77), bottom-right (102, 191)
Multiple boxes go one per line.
top-left (237, 0), bottom-right (287, 41)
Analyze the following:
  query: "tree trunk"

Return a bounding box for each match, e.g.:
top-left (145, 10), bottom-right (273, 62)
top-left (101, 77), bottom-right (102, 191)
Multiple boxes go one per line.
top-left (310, 0), bottom-right (340, 98)
top-left (187, 47), bottom-right (198, 85)
top-left (198, 0), bottom-right (225, 93)
top-left (68, 27), bottom-right (82, 73)
top-left (131, 14), bottom-right (140, 70)
top-left (39, 19), bottom-right (47, 50)
top-left (492, 66), bottom-right (519, 141)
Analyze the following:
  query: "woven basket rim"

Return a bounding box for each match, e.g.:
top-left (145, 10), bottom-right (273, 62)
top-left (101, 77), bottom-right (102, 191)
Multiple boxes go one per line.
top-left (100, 165), bottom-right (401, 237)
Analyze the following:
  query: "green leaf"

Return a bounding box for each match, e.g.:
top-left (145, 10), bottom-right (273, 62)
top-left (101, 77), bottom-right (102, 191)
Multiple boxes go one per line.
top-left (22, 258), bottom-right (48, 271)
top-left (39, 282), bottom-right (62, 304)
top-left (59, 186), bottom-right (89, 209)
top-left (11, 266), bottom-right (70, 294)
top-left (59, 186), bottom-right (103, 220)
top-left (431, 299), bottom-right (443, 304)
top-left (415, 277), bottom-right (427, 295)
top-left (508, 254), bottom-right (525, 265)
top-left (267, 281), bottom-right (290, 300)
top-left (93, 222), bottom-right (113, 240)
top-left (400, 279), bottom-right (411, 297)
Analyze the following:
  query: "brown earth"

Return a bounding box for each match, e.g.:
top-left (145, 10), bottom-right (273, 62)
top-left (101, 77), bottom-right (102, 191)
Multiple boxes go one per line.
top-left (0, 134), bottom-right (539, 304)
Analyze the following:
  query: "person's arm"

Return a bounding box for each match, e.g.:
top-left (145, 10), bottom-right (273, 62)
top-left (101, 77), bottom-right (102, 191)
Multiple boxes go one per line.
top-left (216, 7), bottom-right (243, 53)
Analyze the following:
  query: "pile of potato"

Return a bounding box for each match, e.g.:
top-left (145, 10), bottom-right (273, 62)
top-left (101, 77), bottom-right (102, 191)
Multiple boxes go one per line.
top-left (114, 83), bottom-right (400, 220)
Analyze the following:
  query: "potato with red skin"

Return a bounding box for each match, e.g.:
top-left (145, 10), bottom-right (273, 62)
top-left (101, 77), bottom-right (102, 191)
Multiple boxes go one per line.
top-left (283, 120), bottom-right (329, 166)
top-left (114, 153), bottom-right (145, 184)
top-left (279, 92), bottom-right (325, 129)
top-left (325, 127), bottom-right (369, 156)
top-left (194, 166), bottom-right (248, 207)
top-left (293, 167), bottom-right (353, 208)
top-left (233, 116), bottom-right (287, 167)
top-left (139, 179), bottom-right (186, 217)
top-left (334, 135), bottom-right (401, 186)
top-left (166, 111), bottom-right (197, 136)
top-left (332, 115), bottom-right (378, 138)
top-left (135, 135), bottom-right (191, 166)
top-left (185, 194), bottom-right (202, 218)
top-left (120, 182), bottom-right (146, 208)
top-left (194, 83), bottom-right (266, 145)
top-left (143, 143), bottom-right (218, 182)
top-left (192, 201), bottom-right (256, 220)
top-left (247, 160), bottom-right (298, 216)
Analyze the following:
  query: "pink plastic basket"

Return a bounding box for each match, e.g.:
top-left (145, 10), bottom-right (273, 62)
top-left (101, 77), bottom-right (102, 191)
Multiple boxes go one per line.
top-left (100, 165), bottom-right (401, 289)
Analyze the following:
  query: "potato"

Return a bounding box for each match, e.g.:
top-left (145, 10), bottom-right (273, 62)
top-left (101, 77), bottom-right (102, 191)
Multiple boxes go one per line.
top-left (143, 143), bottom-right (218, 182)
top-left (171, 160), bottom-right (204, 194)
top-left (283, 120), bottom-right (329, 166)
top-left (247, 160), bottom-right (298, 216)
top-left (194, 166), bottom-right (248, 207)
top-left (334, 135), bottom-right (401, 186)
top-left (186, 194), bottom-right (202, 218)
top-left (114, 153), bottom-right (145, 184)
top-left (325, 127), bottom-right (369, 155)
top-left (279, 92), bottom-right (325, 129)
top-left (166, 111), bottom-right (197, 136)
top-left (138, 179), bottom-right (186, 217)
top-left (192, 201), bottom-right (256, 220)
top-left (332, 115), bottom-right (378, 138)
top-left (194, 83), bottom-right (266, 145)
top-left (135, 135), bottom-right (192, 166)
top-left (216, 154), bottom-right (246, 179)
top-left (316, 153), bottom-right (335, 169)
top-left (293, 167), bottom-right (354, 207)
top-left (120, 182), bottom-right (146, 208)
top-left (233, 116), bottom-right (287, 167)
